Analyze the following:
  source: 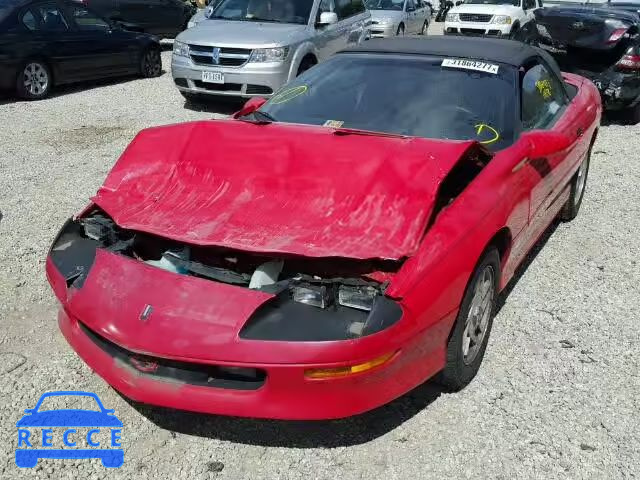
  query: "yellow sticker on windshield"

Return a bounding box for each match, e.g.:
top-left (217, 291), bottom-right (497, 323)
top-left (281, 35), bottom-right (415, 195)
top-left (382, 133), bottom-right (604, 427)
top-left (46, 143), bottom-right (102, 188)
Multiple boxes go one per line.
top-left (270, 85), bottom-right (308, 104)
top-left (323, 120), bottom-right (344, 128)
top-left (535, 79), bottom-right (553, 100)
top-left (475, 123), bottom-right (500, 145)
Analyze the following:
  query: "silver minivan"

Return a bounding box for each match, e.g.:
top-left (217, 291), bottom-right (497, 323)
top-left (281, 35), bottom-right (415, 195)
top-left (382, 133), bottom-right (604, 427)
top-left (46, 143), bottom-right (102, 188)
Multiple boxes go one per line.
top-left (172, 0), bottom-right (371, 99)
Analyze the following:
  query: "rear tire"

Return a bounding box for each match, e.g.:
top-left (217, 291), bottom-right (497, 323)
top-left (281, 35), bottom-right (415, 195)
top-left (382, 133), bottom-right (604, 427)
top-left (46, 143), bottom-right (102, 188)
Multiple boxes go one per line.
top-left (140, 46), bottom-right (162, 78)
top-left (438, 248), bottom-right (500, 391)
top-left (16, 60), bottom-right (51, 100)
top-left (559, 145), bottom-right (591, 221)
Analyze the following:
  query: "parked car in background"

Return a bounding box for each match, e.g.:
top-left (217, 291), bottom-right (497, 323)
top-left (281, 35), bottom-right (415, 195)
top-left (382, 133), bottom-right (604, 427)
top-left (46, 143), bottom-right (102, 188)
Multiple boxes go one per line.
top-left (172, 0), bottom-right (371, 100)
top-left (366, 0), bottom-right (431, 37)
top-left (535, 0), bottom-right (640, 120)
top-left (444, 0), bottom-right (541, 38)
top-left (0, 0), bottom-right (162, 99)
top-left (72, 0), bottom-right (196, 38)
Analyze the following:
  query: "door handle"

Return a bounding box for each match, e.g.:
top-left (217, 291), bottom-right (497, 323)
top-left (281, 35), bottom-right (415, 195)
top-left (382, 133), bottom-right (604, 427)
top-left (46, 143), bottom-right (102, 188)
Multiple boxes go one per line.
top-left (577, 127), bottom-right (584, 137)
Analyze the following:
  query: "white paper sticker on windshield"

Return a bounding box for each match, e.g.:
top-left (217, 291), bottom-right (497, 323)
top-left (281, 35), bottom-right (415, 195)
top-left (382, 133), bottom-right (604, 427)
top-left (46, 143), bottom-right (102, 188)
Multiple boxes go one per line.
top-left (441, 58), bottom-right (499, 74)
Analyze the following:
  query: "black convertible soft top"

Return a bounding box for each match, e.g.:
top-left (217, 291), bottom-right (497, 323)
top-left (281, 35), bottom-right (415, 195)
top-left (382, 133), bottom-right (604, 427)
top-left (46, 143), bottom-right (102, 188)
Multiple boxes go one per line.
top-left (342, 36), bottom-right (565, 85)
top-left (343, 37), bottom-right (539, 66)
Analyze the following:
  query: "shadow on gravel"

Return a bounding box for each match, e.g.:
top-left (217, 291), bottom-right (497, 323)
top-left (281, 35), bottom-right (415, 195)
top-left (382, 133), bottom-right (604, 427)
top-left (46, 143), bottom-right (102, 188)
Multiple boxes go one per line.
top-left (128, 381), bottom-right (444, 447)
top-left (601, 109), bottom-right (639, 127)
top-left (182, 96), bottom-right (245, 115)
top-left (0, 72), bottom-right (167, 104)
top-left (495, 219), bottom-right (560, 315)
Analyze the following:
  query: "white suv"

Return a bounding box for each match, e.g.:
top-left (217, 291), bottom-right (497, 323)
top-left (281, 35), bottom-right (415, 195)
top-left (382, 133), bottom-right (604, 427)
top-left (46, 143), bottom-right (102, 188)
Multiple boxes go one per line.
top-left (444, 0), bottom-right (541, 39)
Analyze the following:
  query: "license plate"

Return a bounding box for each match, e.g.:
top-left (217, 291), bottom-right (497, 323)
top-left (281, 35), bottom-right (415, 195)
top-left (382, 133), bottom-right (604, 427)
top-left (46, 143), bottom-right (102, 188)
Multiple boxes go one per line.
top-left (201, 71), bottom-right (224, 84)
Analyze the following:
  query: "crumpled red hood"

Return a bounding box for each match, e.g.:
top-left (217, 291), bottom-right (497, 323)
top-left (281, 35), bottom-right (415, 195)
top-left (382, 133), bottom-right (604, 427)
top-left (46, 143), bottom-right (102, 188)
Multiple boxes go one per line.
top-left (93, 120), bottom-right (477, 260)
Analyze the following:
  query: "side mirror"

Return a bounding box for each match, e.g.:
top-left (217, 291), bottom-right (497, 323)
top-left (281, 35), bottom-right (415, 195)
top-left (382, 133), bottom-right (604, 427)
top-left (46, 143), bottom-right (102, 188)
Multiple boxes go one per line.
top-left (317, 11), bottom-right (338, 26)
top-left (524, 130), bottom-right (572, 157)
top-left (24, 409), bottom-right (35, 414)
top-left (233, 97), bottom-right (267, 118)
top-left (455, 1), bottom-right (462, 5)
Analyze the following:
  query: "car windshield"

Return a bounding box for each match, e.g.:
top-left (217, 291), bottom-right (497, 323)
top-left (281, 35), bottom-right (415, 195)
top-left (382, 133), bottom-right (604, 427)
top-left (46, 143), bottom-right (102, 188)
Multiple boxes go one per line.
top-left (257, 54), bottom-right (516, 151)
top-left (365, 0), bottom-right (405, 10)
top-left (211, 0), bottom-right (313, 24)
top-left (465, 0), bottom-right (520, 5)
top-left (36, 395), bottom-right (102, 412)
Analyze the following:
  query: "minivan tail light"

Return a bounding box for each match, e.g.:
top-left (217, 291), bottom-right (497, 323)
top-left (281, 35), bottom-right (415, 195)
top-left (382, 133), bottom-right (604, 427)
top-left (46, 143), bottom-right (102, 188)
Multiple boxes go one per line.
top-left (607, 28), bottom-right (627, 44)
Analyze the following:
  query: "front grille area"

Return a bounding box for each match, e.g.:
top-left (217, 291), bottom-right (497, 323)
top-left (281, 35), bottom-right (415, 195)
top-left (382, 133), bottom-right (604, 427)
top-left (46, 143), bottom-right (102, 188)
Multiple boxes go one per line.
top-left (460, 28), bottom-right (486, 35)
top-left (246, 85), bottom-right (273, 95)
top-left (193, 80), bottom-right (243, 92)
top-left (189, 44), bottom-right (252, 67)
top-left (459, 13), bottom-right (492, 22)
top-left (79, 322), bottom-right (266, 390)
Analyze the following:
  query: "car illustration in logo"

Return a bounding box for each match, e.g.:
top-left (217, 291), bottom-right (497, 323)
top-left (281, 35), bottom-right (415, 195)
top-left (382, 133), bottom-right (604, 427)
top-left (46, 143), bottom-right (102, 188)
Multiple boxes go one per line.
top-left (16, 391), bottom-right (123, 468)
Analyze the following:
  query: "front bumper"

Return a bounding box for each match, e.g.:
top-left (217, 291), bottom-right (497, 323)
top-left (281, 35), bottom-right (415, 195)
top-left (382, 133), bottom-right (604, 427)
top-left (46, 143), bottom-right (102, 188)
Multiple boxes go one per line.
top-left (171, 54), bottom-right (291, 98)
top-left (444, 22), bottom-right (510, 37)
top-left (58, 306), bottom-right (449, 419)
top-left (369, 24), bottom-right (397, 38)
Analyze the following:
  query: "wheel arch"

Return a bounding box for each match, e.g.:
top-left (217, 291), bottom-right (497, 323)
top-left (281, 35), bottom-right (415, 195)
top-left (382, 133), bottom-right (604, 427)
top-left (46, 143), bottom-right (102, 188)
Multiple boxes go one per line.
top-left (286, 43), bottom-right (318, 82)
top-left (487, 226), bottom-right (513, 270)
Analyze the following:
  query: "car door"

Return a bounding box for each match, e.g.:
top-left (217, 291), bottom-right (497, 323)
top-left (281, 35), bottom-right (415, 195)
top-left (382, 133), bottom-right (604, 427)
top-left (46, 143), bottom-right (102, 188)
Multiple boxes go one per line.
top-left (334, 0), bottom-right (366, 49)
top-left (404, 0), bottom-right (419, 33)
top-left (115, 0), bottom-right (148, 31)
top-left (519, 59), bottom-right (586, 242)
top-left (28, 2), bottom-right (82, 80)
top-left (414, 0), bottom-right (428, 32)
top-left (144, 0), bottom-right (183, 36)
top-left (64, 3), bottom-right (136, 75)
top-left (314, 0), bottom-right (343, 60)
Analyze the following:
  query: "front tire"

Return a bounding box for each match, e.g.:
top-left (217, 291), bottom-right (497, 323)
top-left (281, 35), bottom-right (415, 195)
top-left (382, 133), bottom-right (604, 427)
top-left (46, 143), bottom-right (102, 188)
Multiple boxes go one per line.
top-left (396, 23), bottom-right (405, 36)
top-left (16, 60), bottom-right (51, 100)
top-left (559, 146), bottom-right (591, 221)
top-left (140, 46), bottom-right (162, 78)
top-left (420, 20), bottom-right (429, 35)
top-left (438, 248), bottom-right (500, 391)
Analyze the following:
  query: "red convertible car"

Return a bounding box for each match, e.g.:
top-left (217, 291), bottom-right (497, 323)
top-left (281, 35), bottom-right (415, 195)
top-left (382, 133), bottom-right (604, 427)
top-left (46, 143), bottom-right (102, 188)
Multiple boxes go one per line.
top-left (47, 37), bottom-right (600, 419)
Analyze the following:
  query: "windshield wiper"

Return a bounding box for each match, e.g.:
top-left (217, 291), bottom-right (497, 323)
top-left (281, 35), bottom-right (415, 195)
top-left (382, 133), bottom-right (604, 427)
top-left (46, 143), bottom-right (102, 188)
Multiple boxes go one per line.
top-left (332, 127), bottom-right (408, 138)
top-left (253, 110), bottom-right (277, 122)
top-left (236, 110), bottom-right (277, 124)
top-left (245, 16), bottom-right (282, 22)
top-left (211, 15), bottom-right (240, 20)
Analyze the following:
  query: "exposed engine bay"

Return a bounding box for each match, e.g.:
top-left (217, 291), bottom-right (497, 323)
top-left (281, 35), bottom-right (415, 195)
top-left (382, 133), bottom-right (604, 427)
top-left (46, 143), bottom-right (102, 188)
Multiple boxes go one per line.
top-left (49, 209), bottom-right (405, 341)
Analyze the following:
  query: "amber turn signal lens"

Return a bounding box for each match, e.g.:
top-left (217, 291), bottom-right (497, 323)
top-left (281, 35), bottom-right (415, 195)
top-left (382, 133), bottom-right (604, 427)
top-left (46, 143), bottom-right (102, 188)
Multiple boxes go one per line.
top-left (304, 351), bottom-right (398, 379)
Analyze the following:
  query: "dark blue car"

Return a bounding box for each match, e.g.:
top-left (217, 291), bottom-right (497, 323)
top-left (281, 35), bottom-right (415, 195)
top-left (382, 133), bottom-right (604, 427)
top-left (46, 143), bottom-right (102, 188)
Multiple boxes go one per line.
top-left (16, 391), bottom-right (123, 468)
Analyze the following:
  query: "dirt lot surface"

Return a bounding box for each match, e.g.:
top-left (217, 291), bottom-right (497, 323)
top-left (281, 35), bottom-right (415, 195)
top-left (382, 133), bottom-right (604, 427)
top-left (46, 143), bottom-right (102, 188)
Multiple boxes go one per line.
top-left (1, 28), bottom-right (639, 480)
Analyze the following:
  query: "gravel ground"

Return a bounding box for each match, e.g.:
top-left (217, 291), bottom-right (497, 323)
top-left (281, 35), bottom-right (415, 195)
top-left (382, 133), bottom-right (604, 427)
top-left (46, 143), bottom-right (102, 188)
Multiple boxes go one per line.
top-left (1, 28), bottom-right (639, 480)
